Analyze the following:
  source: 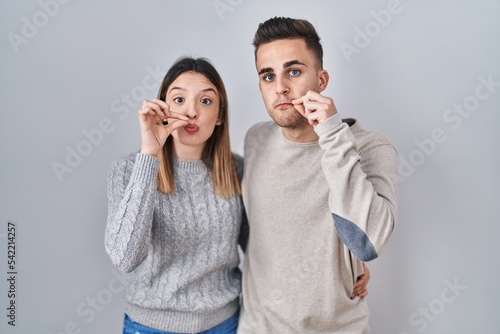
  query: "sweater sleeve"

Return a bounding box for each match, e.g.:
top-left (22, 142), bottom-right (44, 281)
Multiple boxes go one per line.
top-left (104, 153), bottom-right (160, 272)
top-left (234, 153), bottom-right (249, 253)
top-left (315, 114), bottom-right (398, 262)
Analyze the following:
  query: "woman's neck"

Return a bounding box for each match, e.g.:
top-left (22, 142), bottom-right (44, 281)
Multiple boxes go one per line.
top-left (173, 142), bottom-right (204, 160)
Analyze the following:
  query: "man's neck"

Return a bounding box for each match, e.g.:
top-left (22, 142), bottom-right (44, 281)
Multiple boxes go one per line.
top-left (281, 125), bottom-right (319, 143)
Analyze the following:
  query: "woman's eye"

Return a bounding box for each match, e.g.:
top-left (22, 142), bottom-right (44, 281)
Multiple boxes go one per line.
top-left (289, 69), bottom-right (300, 76)
top-left (173, 97), bottom-right (184, 103)
top-left (200, 98), bottom-right (212, 105)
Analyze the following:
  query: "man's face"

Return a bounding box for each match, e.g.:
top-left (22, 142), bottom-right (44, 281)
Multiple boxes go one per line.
top-left (256, 38), bottom-right (326, 129)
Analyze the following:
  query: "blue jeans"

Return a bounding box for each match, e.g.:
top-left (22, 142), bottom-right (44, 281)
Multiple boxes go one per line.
top-left (123, 310), bottom-right (239, 334)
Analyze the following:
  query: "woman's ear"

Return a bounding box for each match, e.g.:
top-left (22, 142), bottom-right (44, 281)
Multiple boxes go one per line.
top-left (215, 119), bottom-right (222, 126)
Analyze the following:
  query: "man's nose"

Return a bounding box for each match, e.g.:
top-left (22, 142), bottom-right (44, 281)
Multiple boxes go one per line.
top-left (276, 76), bottom-right (290, 95)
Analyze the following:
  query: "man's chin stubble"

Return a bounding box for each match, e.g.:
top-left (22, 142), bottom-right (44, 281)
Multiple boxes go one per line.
top-left (270, 113), bottom-right (308, 129)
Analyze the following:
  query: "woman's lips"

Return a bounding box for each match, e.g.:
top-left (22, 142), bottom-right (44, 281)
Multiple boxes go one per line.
top-left (184, 124), bottom-right (199, 134)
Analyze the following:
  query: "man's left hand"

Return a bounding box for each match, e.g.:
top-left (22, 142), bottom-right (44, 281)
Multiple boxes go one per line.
top-left (351, 263), bottom-right (370, 299)
top-left (292, 91), bottom-right (337, 126)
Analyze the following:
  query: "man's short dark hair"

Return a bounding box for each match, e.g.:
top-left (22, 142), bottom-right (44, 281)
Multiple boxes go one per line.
top-left (253, 17), bottom-right (323, 69)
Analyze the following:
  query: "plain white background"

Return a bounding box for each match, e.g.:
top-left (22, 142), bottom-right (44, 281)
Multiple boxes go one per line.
top-left (1, 0), bottom-right (499, 333)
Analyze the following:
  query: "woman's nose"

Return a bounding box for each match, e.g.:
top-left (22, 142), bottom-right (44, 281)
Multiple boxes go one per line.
top-left (185, 103), bottom-right (198, 119)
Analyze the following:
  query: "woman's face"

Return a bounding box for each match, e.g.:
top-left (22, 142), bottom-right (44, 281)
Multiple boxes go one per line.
top-left (165, 71), bottom-right (221, 159)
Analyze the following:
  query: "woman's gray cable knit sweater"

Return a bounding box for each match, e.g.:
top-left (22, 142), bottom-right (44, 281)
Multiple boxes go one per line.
top-left (105, 152), bottom-right (244, 332)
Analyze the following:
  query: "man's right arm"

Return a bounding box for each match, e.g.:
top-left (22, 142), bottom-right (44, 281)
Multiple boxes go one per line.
top-left (316, 114), bottom-right (398, 262)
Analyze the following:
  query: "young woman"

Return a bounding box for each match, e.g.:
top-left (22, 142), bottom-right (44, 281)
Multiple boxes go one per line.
top-left (105, 57), bottom-right (246, 334)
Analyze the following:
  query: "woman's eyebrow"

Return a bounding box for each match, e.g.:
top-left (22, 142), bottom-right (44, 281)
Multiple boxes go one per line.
top-left (169, 86), bottom-right (185, 93)
top-left (202, 88), bottom-right (218, 95)
top-left (169, 87), bottom-right (218, 95)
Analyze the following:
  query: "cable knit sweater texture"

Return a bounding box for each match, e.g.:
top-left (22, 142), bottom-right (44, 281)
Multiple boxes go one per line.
top-left (105, 152), bottom-right (244, 332)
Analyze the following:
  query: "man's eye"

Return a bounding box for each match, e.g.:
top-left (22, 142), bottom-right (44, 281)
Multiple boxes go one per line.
top-left (263, 74), bottom-right (274, 82)
top-left (289, 69), bottom-right (300, 76)
top-left (173, 97), bottom-right (184, 103)
top-left (200, 98), bottom-right (212, 105)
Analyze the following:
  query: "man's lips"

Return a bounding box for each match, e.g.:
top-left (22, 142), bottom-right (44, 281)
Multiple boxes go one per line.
top-left (275, 102), bottom-right (294, 109)
top-left (184, 124), bottom-right (199, 134)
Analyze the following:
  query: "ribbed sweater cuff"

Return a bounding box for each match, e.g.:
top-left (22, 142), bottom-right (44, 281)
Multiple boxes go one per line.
top-left (130, 153), bottom-right (159, 185)
top-left (125, 299), bottom-right (239, 332)
top-left (314, 112), bottom-right (343, 137)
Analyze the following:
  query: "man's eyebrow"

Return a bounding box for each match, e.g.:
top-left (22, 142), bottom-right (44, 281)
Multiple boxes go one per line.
top-left (258, 67), bottom-right (274, 75)
top-left (283, 60), bottom-right (307, 68)
top-left (258, 60), bottom-right (307, 75)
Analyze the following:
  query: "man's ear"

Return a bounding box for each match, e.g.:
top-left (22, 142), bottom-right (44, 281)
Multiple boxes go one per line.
top-left (318, 69), bottom-right (329, 92)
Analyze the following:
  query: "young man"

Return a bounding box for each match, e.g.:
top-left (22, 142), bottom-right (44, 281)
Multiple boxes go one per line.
top-left (237, 17), bottom-right (398, 333)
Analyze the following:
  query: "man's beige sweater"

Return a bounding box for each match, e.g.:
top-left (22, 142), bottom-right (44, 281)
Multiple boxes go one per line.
top-left (238, 114), bottom-right (398, 333)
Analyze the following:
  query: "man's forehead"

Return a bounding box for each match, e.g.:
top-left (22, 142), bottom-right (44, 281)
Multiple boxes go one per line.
top-left (256, 39), bottom-right (313, 70)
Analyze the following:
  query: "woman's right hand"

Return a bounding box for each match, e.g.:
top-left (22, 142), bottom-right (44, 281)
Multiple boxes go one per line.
top-left (138, 98), bottom-right (189, 157)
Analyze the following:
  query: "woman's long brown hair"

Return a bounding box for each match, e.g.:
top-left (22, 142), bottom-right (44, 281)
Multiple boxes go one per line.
top-left (156, 57), bottom-right (240, 197)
